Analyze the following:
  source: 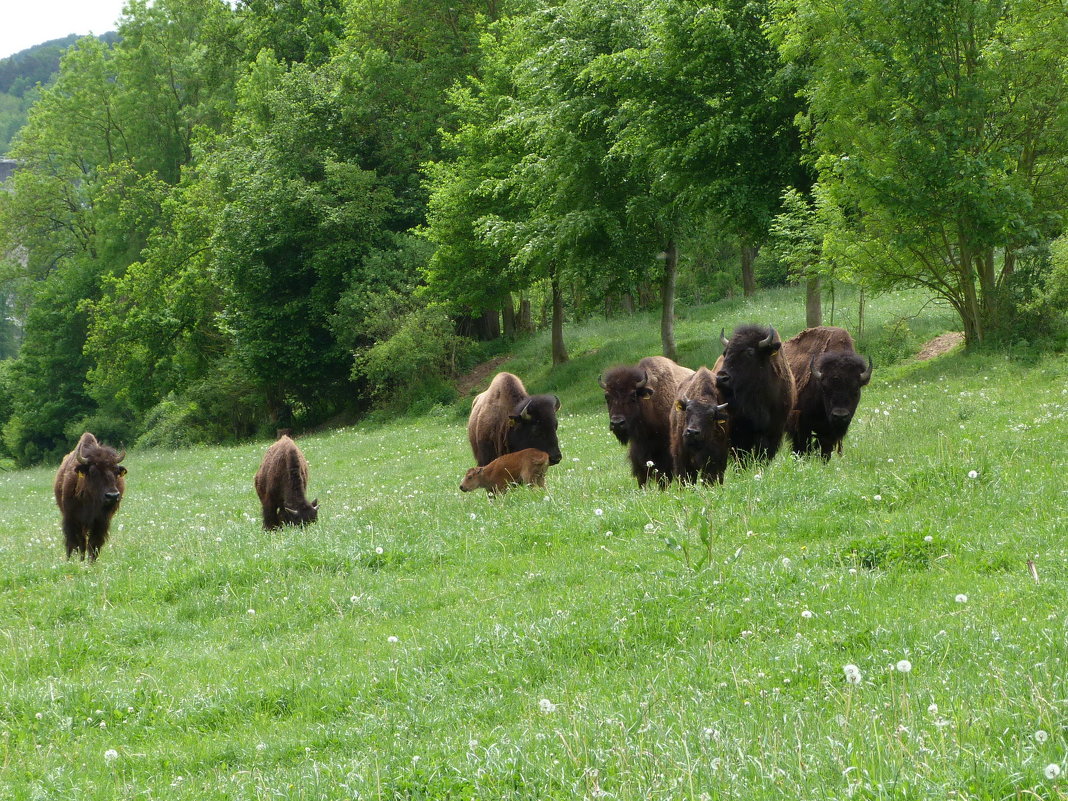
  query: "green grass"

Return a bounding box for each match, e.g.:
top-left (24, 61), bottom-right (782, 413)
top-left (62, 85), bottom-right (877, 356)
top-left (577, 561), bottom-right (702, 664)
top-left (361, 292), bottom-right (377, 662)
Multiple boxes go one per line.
top-left (0, 288), bottom-right (1065, 800)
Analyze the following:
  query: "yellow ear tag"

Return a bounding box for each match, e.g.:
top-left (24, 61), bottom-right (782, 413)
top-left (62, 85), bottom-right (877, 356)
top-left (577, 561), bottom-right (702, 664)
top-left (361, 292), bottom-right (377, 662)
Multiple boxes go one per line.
top-left (508, 418), bottom-right (517, 427)
top-left (675, 400), bottom-right (684, 411)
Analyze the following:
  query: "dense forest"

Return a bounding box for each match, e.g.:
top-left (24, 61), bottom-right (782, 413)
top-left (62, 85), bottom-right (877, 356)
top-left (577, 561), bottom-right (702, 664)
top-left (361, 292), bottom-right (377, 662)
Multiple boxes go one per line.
top-left (0, 0), bottom-right (1066, 466)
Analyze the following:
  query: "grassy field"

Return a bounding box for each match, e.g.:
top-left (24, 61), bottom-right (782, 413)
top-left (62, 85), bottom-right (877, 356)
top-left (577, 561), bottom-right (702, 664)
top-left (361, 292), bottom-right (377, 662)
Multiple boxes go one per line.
top-left (0, 288), bottom-right (1066, 800)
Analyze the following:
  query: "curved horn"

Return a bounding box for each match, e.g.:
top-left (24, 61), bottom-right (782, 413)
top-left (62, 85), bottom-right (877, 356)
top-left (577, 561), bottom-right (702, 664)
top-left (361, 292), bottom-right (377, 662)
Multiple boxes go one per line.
top-left (598, 373), bottom-right (608, 390)
top-left (720, 328), bottom-right (730, 348)
top-left (716, 402), bottom-right (729, 412)
top-left (115, 447), bottom-right (126, 464)
top-left (284, 506), bottom-right (298, 515)
top-left (635, 371), bottom-right (648, 390)
top-left (758, 325), bottom-right (777, 349)
top-left (519, 399), bottom-right (533, 421)
top-left (859, 356), bottom-right (873, 383)
top-left (553, 395), bottom-right (561, 412)
top-left (810, 354), bottom-right (823, 381)
top-left (76, 443), bottom-right (89, 465)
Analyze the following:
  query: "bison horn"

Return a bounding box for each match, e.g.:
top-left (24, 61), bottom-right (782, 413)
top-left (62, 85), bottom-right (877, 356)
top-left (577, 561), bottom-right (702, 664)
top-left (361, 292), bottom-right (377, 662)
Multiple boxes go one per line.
top-left (758, 325), bottom-right (778, 349)
top-left (635, 372), bottom-right (648, 390)
top-left (519, 399), bottom-right (533, 421)
top-left (115, 447), bottom-right (126, 464)
top-left (860, 356), bottom-right (873, 383)
top-left (311, 498), bottom-right (319, 510)
top-left (76, 443), bottom-right (89, 465)
top-left (716, 403), bottom-right (729, 412)
top-left (810, 354), bottom-right (823, 381)
top-left (553, 395), bottom-right (561, 412)
top-left (284, 506), bottom-right (298, 515)
top-left (598, 373), bottom-right (608, 390)
top-left (720, 328), bottom-right (730, 348)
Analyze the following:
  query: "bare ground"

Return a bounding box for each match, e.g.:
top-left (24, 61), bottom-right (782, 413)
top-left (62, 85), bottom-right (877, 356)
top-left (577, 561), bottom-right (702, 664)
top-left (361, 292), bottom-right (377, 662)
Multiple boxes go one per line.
top-left (916, 331), bottom-right (965, 360)
top-left (456, 355), bottom-right (511, 397)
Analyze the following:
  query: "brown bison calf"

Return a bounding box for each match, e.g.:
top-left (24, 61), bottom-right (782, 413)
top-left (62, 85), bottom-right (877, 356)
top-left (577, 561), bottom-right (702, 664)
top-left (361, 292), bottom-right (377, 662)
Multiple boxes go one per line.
top-left (670, 367), bottom-right (731, 484)
top-left (54, 432), bottom-right (127, 561)
top-left (254, 435), bottom-right (319, 530)
top-left (459, 448), bottom-right (550, 497)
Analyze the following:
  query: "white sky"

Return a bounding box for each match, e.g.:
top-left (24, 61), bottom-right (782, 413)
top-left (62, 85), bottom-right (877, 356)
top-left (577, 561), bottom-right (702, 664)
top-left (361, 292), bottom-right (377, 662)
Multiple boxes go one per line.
top-left (0, 0), bottom-right (128, 61)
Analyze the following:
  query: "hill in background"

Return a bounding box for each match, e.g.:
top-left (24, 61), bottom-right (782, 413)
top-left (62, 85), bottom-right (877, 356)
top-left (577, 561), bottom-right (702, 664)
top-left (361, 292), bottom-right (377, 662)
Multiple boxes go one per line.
top-left (0, 32), bottom-right (118, 155)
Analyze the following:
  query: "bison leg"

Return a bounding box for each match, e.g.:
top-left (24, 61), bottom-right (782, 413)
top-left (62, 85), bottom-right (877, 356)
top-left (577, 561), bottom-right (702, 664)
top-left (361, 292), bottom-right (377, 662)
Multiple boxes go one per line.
top-left (818, 436), bottom-right (838, 462)
top-left (63, 519), bottom-right (87, 560)
top-left (86, 522), bottom-right (110, 562)
top-left (261, 502), bottom-right (281, 531)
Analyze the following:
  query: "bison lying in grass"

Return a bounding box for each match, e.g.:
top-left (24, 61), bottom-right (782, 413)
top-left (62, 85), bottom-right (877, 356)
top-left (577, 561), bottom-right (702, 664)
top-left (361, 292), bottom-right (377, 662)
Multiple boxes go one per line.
top-left (459, 448), bottom-right (550, 497)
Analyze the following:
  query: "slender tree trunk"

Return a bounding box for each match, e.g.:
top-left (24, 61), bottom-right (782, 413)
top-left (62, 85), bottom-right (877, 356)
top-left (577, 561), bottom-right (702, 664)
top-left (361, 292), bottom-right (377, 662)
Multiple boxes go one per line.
top-left (518, 295), bottom-right (533, 333)
top-left (638, 282), bottom-right (654, 309)
top-left (960, 254), bottom-right (983, 348)
top-left (502, 296), bottom-right (516, 338)
top-left (805, 275), bottom-right (822, 328)
top-left (857, 286), bottom-right (865, 338)
top-left (977, 247), bottom-right (998, 334)
top-left (621, 293), bottom-right (635, 314)
top-left (661, 241), bottom-right (678, 361)
top-left (741, 244), bottom-right (759, 297)
top-left (551, 272), bottom-right (568, 365)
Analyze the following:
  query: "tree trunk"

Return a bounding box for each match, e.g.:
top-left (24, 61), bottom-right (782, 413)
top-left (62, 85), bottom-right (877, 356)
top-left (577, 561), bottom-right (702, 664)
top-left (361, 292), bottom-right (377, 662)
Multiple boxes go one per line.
top-left (518, 295), bottom-right (533, 333)
top-left (857, 286), bottom-right (865, 338)
top-left (977, 247), bottom-right (998, 334)
top-left (621, 293), bottom-right (635, 314)
top-left (960, 255), bottom-right (983, 348)
top-left (480, 307), bottom-right (500, 340)
top-left (661, 241), bottom-right (678, 361)
top-left (805, 275), bottom-right (822, 328)
top-left (551, 272), bottom-right (568, 365)
top-left (638, 282), bottom-right (654, 309)
top-left (741, 244), bottom-right (759, 297)
top-left (502, 296), bottom-right (516, 338)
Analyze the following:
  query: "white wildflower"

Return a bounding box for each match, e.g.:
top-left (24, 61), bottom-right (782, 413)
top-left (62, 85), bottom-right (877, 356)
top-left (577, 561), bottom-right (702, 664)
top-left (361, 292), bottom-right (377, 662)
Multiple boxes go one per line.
top-left (896, 659), bottom-right (912, 673)
top-left (1045, 764), bottom-right (1061, 780)
top-left (967, 470), bottom-right (978, 479)
top-left (104, 749), bottom-right (119, 763)
top-left (1036, 730), bottom-right (1049, 744)
top-left (955, 594), bottom-right (968, 603)
top-left (594, 508), bottom-right (604, 516)
top-left (928, 703), bottom-right (938, 715)
top-left (801, 610), bottom-right (813, 619)
top-left (387, 635), bottom-right (399, 644)
top-left (539, 698), bottom-right (557, 714)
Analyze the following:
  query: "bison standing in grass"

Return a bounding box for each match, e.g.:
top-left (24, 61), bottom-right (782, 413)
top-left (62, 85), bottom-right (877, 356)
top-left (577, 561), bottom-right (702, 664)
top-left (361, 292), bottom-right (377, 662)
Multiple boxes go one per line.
top-left (54, 432), bottom-right (127, 561)
top-left (783, 326), bottom-right (872, 459)
top-left (467, 372), bottom-right (562, 467)
top-left (714, 324), bottom-right (796, 462)
top-left (599, 356), bottom-right (694, 487)
top-left (254, 435), bottom-right (319, 530)
top-left (671, 367), bottom-right (731, 484)
top-left (459, 448), bottom-right (550, 497)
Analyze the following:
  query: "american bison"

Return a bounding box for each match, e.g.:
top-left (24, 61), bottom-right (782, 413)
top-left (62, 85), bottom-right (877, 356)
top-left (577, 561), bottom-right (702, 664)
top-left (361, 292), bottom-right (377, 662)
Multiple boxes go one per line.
top-left (459, 448), bottom-right (550, 497)
top-left (254, 435), bottom-right (319, 530)
top-left (670, 367), bottom-right (731, 484)
top-left (714, 324), bottom-right (796, 462)
top-left (53, 432), bottom-right (127, 561)
top-left (599, 356), bottom-right (695, 486)
top-left (467, 372), bottom-right (562, 467)
top-left (783, 326), bottom-right (873, 459)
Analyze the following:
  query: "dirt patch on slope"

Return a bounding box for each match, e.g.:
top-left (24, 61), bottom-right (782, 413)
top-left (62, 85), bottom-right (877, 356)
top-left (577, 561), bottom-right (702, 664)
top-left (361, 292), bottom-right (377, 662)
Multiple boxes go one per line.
top-left (456, 355), bottom-right (511, 397)
top-left (916, 332), bottom-right (965, 360)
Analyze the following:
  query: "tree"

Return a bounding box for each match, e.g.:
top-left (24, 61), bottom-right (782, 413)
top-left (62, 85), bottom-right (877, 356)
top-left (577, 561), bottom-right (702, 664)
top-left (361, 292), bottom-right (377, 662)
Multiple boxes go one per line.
top-left (775, 0), bottom-right (1068, 345)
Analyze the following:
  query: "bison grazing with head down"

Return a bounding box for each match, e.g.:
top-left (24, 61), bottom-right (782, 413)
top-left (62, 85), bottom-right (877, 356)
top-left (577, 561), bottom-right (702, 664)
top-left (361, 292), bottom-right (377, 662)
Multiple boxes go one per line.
top-left (254, 435), bottom-right (319, 530)
top-left (714, 324), bottom-right (796, 462)
top-left (783, 326), bottom-right (872, 459)
top-left (459, 448), bottom-right (550, 497)
top-left (54, 432), bottom-right (127, 561)
top-left (599, 356), bottom-right (694, 486)
top-left (467, 372), bottom-right (562, 467)
top-left (670, 367), bottom-right (731, 484)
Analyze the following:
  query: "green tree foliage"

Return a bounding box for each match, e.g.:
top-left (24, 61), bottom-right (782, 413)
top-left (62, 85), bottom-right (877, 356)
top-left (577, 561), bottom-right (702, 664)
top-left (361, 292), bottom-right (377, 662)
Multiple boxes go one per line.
top-left (775, 0), bottom-right (1068, 345)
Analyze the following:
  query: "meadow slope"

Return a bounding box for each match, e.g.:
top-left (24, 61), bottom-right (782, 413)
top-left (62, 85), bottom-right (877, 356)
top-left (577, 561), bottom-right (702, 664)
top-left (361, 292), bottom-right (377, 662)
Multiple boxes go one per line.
top-left (0, 289), bottom-right (1066, 800)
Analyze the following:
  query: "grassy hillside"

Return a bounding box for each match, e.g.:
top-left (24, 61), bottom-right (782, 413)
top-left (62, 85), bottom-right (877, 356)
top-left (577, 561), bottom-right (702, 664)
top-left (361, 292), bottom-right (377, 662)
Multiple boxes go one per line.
top-left (1, 288), bottom-right (1065, 800)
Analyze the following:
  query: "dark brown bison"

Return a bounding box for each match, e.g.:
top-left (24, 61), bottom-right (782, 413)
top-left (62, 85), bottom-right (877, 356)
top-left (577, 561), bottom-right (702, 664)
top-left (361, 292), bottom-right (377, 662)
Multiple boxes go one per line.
top-left (670, 367), bottom-right (731, 484)
top-left (459, 448), bottom-right (550, 497)
top-left (53, 432), bottom-right (127, 561)
top-left (254, 435), bottom-right (319, 530)
top-left (714, 324), bottom-right (796, 462)
top-left (598, 356), bottom-right (695, 487)
top-left (467, 372), bottom-right (562, 467)
top-left (783, 326), bottom-right (873, 459)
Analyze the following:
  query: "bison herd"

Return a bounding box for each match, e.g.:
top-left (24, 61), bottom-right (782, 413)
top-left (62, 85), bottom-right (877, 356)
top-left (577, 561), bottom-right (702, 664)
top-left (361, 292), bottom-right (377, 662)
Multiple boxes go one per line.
top-left (52, 324), bottom-right (871, 559)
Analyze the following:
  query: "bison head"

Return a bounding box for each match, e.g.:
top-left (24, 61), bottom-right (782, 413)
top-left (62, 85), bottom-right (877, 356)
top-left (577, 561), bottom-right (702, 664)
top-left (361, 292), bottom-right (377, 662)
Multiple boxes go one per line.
top-left (460, 467), bottom-right (483, 492)
top-left (507, 394), bottom-right (562, 465)
top-left (279, 498), bottom-right (318, 527)
top-left (810, 352), bottom-right (872, 426)
top-left (675, 398), bottom-right (730, 452)
top-left (75, 440), bottom-right (127, 508)
top-left (598, 366), bottom-right (653, 444)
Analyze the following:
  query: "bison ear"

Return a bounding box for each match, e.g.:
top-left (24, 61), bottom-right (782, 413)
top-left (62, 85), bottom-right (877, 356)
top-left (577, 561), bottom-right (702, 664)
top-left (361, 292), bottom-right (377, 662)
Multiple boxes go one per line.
top-left (311, 498), bottom-right (319, 510)
top-left (117, 466), bottom-right (127, 477)
top-left (553, 395), bottom-right (561, 412)
top-left (507, 416), bottom-right (519, 427)
top-left (75, 463), bottom-right (90, 475)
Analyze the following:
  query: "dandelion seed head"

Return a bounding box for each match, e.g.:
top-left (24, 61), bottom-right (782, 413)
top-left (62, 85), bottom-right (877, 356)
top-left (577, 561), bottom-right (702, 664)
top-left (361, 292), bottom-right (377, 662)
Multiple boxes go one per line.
top-left (967, 470), bottom-right (978, 479)
top-left (104, 749), bottom-right (118, 763)
top-left (955, 594), bottom-right (968, 603)
top-left (539, 698), bottom-right (557, 713)
top-left (928, 703), bottom-right (938, 714)
top-left (1045, 764), bottom-right (1061, 780)
top-left (1036, 730), bottom-right (1049, 743)
top-left (801, 610), bottom-right (813, 619)
top-left (387, 635), bottom-right (399, 644)
top-left (896, 659), bottom-right (912, 673)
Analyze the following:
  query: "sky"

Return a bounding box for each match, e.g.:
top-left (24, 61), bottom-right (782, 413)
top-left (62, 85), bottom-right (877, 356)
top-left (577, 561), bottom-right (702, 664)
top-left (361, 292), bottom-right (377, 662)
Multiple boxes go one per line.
top-left (0, 0), bottom-right (128, 61)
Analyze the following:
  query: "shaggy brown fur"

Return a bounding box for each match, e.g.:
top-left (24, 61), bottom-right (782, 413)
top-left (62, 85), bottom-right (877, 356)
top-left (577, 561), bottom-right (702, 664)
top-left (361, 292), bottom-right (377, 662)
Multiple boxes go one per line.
top-left (459, 448), bottom-right (550, 497)
top-left (254, 435), bottom-right (318, 530)
top-left (599, 356), bottom-right (694, 486)
top-left (54, 432), bottom-right (127, 561)
top-left (714, 324), bottom-right (796, 462)
top-left (467, 372), bottom-right (562, 467)
top-left (782, 326), bottom-right (872, 459)
top-left (670, 367), bottom-right (731, 484)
